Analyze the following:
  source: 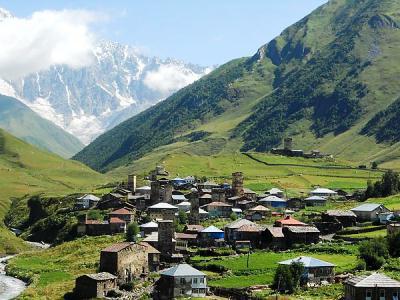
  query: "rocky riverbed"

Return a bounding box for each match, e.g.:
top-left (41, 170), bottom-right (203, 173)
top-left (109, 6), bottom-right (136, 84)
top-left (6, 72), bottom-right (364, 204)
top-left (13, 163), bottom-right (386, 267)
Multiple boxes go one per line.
top-left (0, 256), bottom-right (26, 300)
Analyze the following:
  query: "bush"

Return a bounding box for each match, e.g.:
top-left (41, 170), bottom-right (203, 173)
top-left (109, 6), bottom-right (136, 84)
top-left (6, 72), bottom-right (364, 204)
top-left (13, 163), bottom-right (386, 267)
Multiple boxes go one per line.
top-left (126, 222), bottom-right (139, 242)
top-left (354, 260), bottom-right (366, 271)
top-left (359, 238), bottom-right (388, 270)
top-left (272, 262), bottom-right (305, 294)
top-left (387, 231), bottom-right (400, 257)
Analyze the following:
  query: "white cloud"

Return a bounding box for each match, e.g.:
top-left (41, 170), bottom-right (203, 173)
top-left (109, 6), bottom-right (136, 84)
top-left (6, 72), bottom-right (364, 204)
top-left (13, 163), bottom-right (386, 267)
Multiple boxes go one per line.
top-left (143, 64), bottom-right (204, 96)
top-left (0, 9), bottom-right (101, 80)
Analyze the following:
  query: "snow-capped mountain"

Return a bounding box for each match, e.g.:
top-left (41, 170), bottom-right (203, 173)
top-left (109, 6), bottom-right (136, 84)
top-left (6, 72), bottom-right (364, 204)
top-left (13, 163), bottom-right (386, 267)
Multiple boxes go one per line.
top-left (0, 8), bottom-right (212, 144)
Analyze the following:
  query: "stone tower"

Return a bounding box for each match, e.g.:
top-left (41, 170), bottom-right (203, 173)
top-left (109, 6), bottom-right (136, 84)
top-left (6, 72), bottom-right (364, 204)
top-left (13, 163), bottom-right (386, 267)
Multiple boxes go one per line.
top-left (189, 188), bottom-right (200, 225)
top-left (127, 174), bottom-right (136, 192)
top-left (150, 180), bottom-right (161, 205)
top-left (232, 172), bottom-right (244, 197)
top-left (284, 137), bottom-right (293, 151)
top-left (158, 220), bottom-right (174, 257)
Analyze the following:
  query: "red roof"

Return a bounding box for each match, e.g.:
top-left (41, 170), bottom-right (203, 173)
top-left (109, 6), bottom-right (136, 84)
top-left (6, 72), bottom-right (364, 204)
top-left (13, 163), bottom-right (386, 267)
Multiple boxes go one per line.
top-left (109, 208), bottom-right (134, 215)
top-left (275, 216), bottom-right (306, 226)
top-left (84, 220), bottom-right (103, 225)
top-left (109, 217), bottom-right (126, 224)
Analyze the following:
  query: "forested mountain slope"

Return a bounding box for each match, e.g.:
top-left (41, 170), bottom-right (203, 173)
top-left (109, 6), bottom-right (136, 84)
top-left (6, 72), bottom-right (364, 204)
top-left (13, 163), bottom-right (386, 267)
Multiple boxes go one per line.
top-left (75, 0), bottom-right (400, 172)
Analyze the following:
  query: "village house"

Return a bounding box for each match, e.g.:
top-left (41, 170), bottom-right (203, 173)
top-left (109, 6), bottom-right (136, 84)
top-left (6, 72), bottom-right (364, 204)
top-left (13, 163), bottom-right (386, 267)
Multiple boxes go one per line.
top-left (198, 180), bottom-right (219, 190)
top-left (351, 203), bottom-right (390, 222)
top-left (234, 224), bottom-right (264, 248)
top-left (171, 193), bottom-right (187, 204)
top-left (246, 205), bottom-right (271, 221)
top-left (186, 208), bottom-right (209, 220)
top-left (211, 187), bottom-right (226, 202)
top-left (99, 242), bottom-right (160, 284)
top-left (310, 187), bottom-right (337, 198)
top-left (267, 188), bottom-right (284, 198)
top-left (344, 273), bottom-right (400, 300)
top-left (203, 201), bottom-right (232, 218)
top-left (322, 210), bottom-right (357, 227)
top-left (275, 215), bottom-right (306, 227)
top-left (199, 193), bottom-right (212, 206)
top-left (76, 194), bottom-right (100, 209)
top-left (177, 201), bottom-right (191, 211)
top-left (175, 232), bottom-right (198, 247)
top-left (224, 219), bottom-right (257, 243)
top-left (135, 186), bottom-right (151, 200)
top-left (154, 264), bottom-right (208, 299)
top-left (108, 207), bottom-right (135, 224)
top-left (139, 221), bottom-right (158, 236)
top-left (199, 225), bottom-right (225, 246)
top-left (97, 192), bottom-right (135, 210)
top-left (148, 202), bottom-right (178, 220)
top-left (74, 272), bottom-right (117, 299)
top-left (264, 226), bottom-right (285, 250)
top-left (282, 226), bottom-right (320, 247)
top-left (304, 195), bottom-right (327, 206)
top-left (237, 199), bottom-right (257, 211)
top-left (259, 195), bottom-right (287, 208)
top-left (184, 224), bottom-right (204, 234)
top-left (286, 197), bottom-right (304, 210)
top-left (76, 214), bottom-right (126, 236)
top-left (244, 188), bottom-right (258, 201)
top-left (279, 256), bottom-right (335, 284)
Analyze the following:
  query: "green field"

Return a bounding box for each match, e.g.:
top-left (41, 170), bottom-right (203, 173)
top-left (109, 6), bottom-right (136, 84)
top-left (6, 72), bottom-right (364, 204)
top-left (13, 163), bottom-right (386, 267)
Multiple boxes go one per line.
top-left (194, 248), bottom-right (358, 289)
top-left (0, 129), bottom-right (109, 255)
top-left (7, 235), bottom-right (124, 300)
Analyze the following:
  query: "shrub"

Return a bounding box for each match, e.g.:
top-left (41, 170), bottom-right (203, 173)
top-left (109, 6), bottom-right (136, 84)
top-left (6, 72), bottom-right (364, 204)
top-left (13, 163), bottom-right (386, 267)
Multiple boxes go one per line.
top-left (387, 231), bottom-right (400, 257)
top-left (358, 238), bottom-right (388, 270)
top-left (126, 222), bottom-right (140, 242)
top-left (272, 262), bottom-right (305, 294)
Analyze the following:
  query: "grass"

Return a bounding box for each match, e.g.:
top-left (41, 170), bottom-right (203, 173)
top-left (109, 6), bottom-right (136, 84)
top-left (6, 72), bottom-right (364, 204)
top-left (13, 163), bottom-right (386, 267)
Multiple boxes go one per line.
top-left (0, 129), bottom-right (110, 255)
top-left (367, 194), bottom-right (400, 210)
top-left (194, 249), bottom-right (357, 289)
top-left (7, 235), bottom-right (124, 300)
top-left (346, 229), bottom-right (387, 239)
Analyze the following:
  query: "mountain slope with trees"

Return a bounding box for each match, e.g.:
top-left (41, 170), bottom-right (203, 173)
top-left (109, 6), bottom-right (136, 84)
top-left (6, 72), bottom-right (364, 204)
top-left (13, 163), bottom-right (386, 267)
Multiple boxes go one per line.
top-left (74, 0), bottom-right (400, 172)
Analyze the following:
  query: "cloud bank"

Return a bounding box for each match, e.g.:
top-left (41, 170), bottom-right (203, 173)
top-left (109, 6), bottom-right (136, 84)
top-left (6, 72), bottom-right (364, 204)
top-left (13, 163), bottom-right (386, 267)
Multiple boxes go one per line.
top-left (0, 9), bottom-right (100, 79)
top-left (144, 64), bottom-right (207, 96)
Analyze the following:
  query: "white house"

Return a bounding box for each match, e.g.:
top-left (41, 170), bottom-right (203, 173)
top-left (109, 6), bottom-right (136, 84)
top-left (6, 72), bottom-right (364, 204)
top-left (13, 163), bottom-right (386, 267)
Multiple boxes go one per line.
top-left (76, 194), bottom-right (100, 209)
top-left (310, 188), bottom-right (337, 197)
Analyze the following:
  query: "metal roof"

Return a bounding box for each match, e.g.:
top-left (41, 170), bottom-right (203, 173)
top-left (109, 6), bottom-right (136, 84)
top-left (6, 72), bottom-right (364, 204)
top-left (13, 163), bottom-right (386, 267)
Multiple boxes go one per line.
top-left (84, 272), bottom-right (117, 281)
top-left (286, 226), bottom-right (320, 233)
top-left (201, 225), bottom-right (223, 233)
top-left (345, 273), bottom-right (400, 288)
top-left (259, 195), bottom-right (286, 202)
top-left (305, 196), bottom-right (326, 201)
top-left (279, 256), bottom-right (335, 268)
top-left (148, 203), bottom-right (178, 209)
top-left (310, 188), bottom-right (337, 195)
top-left (77, 194), bottom-right (100, 201)
top-left (351, 203), bottom-right (383, 212)
top-left (136, 186), bottom-right (151, 191)
top-left (160, 264), bottom-right (205, 277)
top-left (225, 218), bottom-right (256, 229)
top-left (140, 221), bottom-right (158, 228)
top-left (268, 188), bottom-right (283, 194)
top-left (325, 210), bottom-right (356, 217)
top-left (172, 194), bottom-right (187, 201)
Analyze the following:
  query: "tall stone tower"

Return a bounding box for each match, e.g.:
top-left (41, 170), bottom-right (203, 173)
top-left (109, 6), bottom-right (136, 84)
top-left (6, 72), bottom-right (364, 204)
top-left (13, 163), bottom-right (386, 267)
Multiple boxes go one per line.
top-left (189, 188), bottom-right (200, 225)
top-left (158, 220), bottom-right (174, 257)
top-left (150, 180), bottom-right (161, 205)
top-left (127, 174), bottom-right (136, 192)
top-left (232, 172), bottom-right (244, 197)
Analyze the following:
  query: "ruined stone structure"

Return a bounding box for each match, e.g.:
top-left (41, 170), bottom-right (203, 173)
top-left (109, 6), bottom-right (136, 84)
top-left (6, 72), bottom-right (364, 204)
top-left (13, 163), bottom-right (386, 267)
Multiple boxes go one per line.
top-left (158, 220), bottom-right (175, 258)
top-left (74, 272), bottom-right (117, 299)
top-left (99, 242), bottom-right (160, 284)
top-left (232, 172), bottom-right (244, 197)
top-left (189, 189), bottom-right (200, 225)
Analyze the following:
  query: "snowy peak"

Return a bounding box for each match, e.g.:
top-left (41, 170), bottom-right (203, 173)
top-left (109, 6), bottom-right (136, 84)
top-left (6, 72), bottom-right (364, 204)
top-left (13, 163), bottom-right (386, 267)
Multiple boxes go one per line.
top-left (0, 8), bottom-right (12, 20)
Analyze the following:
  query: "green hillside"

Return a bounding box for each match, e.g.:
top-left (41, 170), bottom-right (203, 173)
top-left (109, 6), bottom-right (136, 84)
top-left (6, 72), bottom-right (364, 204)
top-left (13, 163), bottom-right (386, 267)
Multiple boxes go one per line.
top-left (0, 129), bottom-right (108, 255)
top-left (74, 0), bottom-right (400, 172)
top-left (0, 94), bottom-right (84, 158)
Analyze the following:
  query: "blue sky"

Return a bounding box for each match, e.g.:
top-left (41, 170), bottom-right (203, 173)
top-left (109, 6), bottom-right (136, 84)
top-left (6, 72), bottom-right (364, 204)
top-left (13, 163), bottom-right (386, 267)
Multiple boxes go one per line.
top-left (0, 0), bottom-right (327, 66)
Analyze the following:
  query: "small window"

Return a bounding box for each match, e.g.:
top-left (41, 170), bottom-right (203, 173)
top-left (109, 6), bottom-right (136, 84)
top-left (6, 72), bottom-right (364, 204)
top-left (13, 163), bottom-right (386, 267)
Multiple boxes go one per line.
top-left (366, 289), bottom-right (372, 298)
top-left (180, 289), bottom-right (185, 295)
top-left (193, 278), bottom-right (198, 284)
top-left (380, 289), bottom-right (385, 297)
top-left (180, 278), bottom-right (185, 284)
top-left (200, 277), bottom-right (204, 283)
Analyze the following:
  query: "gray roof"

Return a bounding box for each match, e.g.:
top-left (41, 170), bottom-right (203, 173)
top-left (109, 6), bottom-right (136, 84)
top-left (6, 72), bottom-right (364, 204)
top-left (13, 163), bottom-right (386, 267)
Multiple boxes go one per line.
top-left (201, 225), bottom-right (223, 233)
top-left (279, 256), bottom-right (335, 268)
top-left (225, 218), bottom-right (255, 229)
top-left (259, 195), bottom-right (286, 202)
top-left (77, 194), bottom-right (100, 201)
top-left (160, 264), bottom-right (205, 277)
top-left (305, 196), bottom-right (326, 201)
top-left (351, 203), bottom-right (383, 212)
top-left (286, 226), bottom-right (320, 233)
top-left (325, 210), bottom-right (356, 217)
top-left (148, 203), bottom-right (178, 209)
top-left (345, 273), bottom-right (400, 288)
top-left (84, 272), bottom-right (117, 281)
top-left (172, 194), bottom-right (187, 201)
top-left (140, 221), bottom-right (158, 228)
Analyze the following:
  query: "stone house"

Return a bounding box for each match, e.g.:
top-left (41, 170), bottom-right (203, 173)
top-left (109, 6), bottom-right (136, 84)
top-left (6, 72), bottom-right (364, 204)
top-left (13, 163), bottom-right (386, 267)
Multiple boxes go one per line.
top-left (263, 226), bottom-right (285, 250)
top-left (304, 196), bottom-right (327, 206)
top-left (99, 242), bottom-right (160, 284)
top-left (344, 273), bottom-right (400, 300)
top-left (139, 221), bottom-right (158, 236)
top-left (279, 256), bottom-right (335, 284)
top-left (351, 203), bottom-right (390, 222)
top-left (286, 197), bottom-right (304, 210)
top-left (259, 195), bottom-right (287, 208)
top-left (199, 193), bottom-right (212, 206)
top-left (199, 226), bottom-right (225, 247)
top-left (154, 264), bottom-right (207, 299)
top-left (244, 188), bottom-right (258, 201)
top-left (282, 226), bottom-right (320, 247)
top-left (246, 205), bottom-right (271, 221)
top-left (275, 215), bottom-right (306, 227)
top-left (224, 219), bottom-right (257, 243)
top-left (108, 207), bottom-right (135, 224)
top-left (234, 224), bottom-right (264, 248)
top-left (322, 210), bottom-right (357, 227)
top-left (74, 272), bottom-right (117, 299)
top-left (203, 201), bottom-right (232, 218)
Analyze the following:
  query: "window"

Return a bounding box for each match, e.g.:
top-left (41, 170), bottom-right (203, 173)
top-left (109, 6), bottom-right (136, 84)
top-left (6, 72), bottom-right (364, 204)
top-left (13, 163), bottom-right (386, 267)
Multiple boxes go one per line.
top-left (366, 289), bottom-right (372, 300)
top-left (193, 278), bottom-right (198, 284)
top-left (180, 289), bottom-right (185, 295)
top-left (180, 278), bottom-right (185, 284)
top-left (200, 277), bottom-right (204, 283)
top-left (379, 289), bottom-right (385, 297)
top-left (393, 291), bottom-right (399, 300)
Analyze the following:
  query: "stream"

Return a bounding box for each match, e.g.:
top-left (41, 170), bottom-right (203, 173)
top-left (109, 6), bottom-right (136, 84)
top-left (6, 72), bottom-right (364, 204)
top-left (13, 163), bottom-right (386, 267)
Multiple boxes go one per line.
top-left (0, 256), bottom-right (26, 300)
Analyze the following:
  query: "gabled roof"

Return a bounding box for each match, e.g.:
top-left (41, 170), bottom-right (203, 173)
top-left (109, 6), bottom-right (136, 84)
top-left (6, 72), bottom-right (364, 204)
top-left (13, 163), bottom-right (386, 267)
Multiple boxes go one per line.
top-left (225, 218), bottom-right (256, 229)
top-left (325, 210), bottom-right (356, 217)
top-left (286, 226), bottom-right (320, 233)
top-left (259, 195), bottom-right (286, 202)
top-left (160, 264), bottom-right (205, 277)
top-left (201, 225), bottom-right (223, 233)
top-left (345, 273), bottom-right (400, 288)
top-left (136, 186), bottom-right (151, 191)
top-left (249, 205), bottom-right (270, 212)
top-left (265, 226), bottom-right (284, 238)
top-left (148, 203), bottom-right (178, 209)
top-left (185, 224), bottom-right (204, 232)
top-left (244, 188), bottom-right (257, 194)
top-left (102, 242), bottom-right (133, 253)
top-left (310, 188), bottom-right (337, 195)
top-left (109, 217), bottom-right (126, 224)
top-left (207, 201), bottom-right (232, 207)
top-left (268, 188), bottom-right (283, 194)
top-left (232, 208), bottom-right (243, 213)
top-left (305, 196), bottom-right (326, 201)
top-left (351, 203), bottom-right (383, 212)
top-left (177, 201), bottom-right (191, 206)
top-left (77, 194), bottom-right (100, 201)
top-left (109, 208), bottom-right (134, 215)
top-left (138, 241), bottom-right (161, 254)
top-left (199, 194), bottom-right (212, 199)
top-left (175, 232), bottom-right (198, 240)
top-left (276, 216), bottom-right (306, 226)
top-left (236, 224), bottom-right (262, 232)
top-left (172, 194), bottom-right (187, 201)
top-left (279, 256), bottom-right (335, 268)
top-left (140, 221), bottom-right (158, 228)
